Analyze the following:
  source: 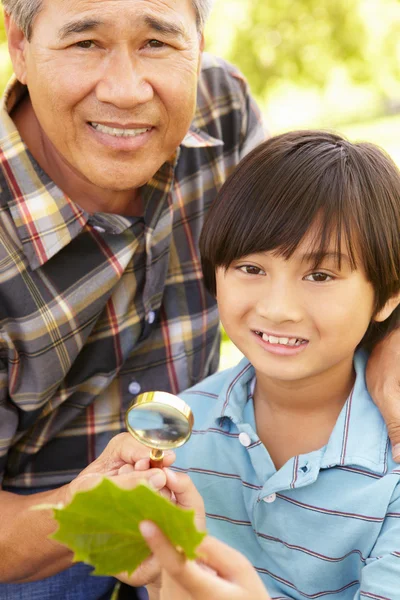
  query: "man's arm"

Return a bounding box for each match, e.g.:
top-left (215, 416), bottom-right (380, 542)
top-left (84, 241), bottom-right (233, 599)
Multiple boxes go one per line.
top-left (0, 433), bottom-right (174, 583)
top-left (366, 327), bottom-right (400, 460)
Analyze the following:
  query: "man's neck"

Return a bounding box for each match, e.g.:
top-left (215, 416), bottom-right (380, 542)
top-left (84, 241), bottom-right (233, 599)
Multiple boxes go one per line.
top-left (11, 95), bottom-right (143, 216)
top-left (253, 358), bottom-right (355, 469)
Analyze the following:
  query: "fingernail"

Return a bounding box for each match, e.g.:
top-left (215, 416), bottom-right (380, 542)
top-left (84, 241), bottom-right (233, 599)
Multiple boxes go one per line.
top-left (165, 468), bottom-right (178, 482)
top-left (149, 470), bottom-right (166, 489)
top-left (393, 444), bottom-right (400, 462)
top-left (139, 521), bottom-right (156, 538)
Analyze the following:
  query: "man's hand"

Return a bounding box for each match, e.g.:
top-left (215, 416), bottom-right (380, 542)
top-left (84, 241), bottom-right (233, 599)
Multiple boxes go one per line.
top-left (66, 433), bottom-right (175, 502)
top-left (366, 328), bottom-right (400, 461)
top-left (0, 433), bottom-right (175, 584)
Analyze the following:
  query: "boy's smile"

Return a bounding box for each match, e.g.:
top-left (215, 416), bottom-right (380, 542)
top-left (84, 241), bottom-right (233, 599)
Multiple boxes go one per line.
top-left (252, 330), bottom-right (309, 355)
top-left (216, 227), bottom-right (387, 393)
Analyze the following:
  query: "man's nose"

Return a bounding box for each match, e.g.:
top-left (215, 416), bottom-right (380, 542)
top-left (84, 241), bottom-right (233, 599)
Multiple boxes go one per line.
top-left (95, 50), bottom-right (154, 109)
top-left (255, 281), bottom-right (303, 325)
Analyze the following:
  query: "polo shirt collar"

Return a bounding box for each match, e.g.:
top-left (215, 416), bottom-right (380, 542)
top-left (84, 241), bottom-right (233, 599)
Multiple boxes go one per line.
top-left (214, 350), bottom-right (388, 476)
top-left (320, 350), bottom-right (389, 474)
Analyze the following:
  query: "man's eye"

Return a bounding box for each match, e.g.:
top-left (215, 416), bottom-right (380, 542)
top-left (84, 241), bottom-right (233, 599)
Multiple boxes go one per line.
top-left (76, 40), bottom-right (95, 49)
top-left (304, 272), bottom-right (333, 282)
top-left (238, 265), bottom-right (264, 276)
top-left (147, 39), bottom-right (166, 48)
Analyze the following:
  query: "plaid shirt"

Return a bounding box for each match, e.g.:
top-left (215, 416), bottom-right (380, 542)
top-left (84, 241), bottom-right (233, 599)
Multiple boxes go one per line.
top-left (0, 53), bottom-right (264, 489)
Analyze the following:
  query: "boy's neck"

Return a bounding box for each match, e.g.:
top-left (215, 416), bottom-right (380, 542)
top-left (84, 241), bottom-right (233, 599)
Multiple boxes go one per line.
top-left (253, 357), bottom-right (356, 470)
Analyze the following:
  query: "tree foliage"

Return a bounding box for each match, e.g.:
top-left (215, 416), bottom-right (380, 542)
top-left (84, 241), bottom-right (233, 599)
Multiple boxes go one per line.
top-left (226, 0), bottom-right (369, 99)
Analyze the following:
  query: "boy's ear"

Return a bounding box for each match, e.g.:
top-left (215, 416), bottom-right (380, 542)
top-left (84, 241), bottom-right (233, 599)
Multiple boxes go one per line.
top-left (374, 292), bottom-right (400, 323)
top-left (5, 14), bottom-right (29, 85)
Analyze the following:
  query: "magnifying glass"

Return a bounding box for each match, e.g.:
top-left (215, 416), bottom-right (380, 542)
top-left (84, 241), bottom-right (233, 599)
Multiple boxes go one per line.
top-left (125, 391), bottom-right (194, 468)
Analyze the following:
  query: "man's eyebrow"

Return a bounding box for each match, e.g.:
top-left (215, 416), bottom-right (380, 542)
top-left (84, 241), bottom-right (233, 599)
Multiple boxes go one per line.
top-left (58, 15), bottom-right (186, 42)
top-left (58, 18), bottom-right (103, 40)
top-left (143, 15), bottom-right (186, 39)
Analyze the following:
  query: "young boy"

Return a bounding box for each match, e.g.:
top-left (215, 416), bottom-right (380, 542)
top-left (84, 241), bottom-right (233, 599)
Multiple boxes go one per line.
top-left (172, 131), bottom-right (400, 599)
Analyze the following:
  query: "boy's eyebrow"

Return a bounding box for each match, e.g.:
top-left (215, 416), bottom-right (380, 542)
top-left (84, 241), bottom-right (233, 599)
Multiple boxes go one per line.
top-left (302, 251), bottom-right (351, 264)
top-left (58, 15), bottom-right (186, 41)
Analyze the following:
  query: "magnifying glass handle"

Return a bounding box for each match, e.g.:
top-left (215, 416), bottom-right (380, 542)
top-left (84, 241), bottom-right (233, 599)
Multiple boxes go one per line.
top-left (149, 448), bottom-right (165, 469)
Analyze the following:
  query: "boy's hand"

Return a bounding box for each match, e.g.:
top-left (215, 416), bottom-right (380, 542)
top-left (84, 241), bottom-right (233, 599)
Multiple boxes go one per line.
top-left (116, 462), bottom-right (205, 589)
top-left (366, 327), bottom-right (400, 461)
top-left (139, 522), bottom-right (272, 600)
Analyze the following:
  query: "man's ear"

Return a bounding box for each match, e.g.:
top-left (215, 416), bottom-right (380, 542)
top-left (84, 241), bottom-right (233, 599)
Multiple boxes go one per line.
top-left (4, 14), bottom-right (28, 84)
top-left (374, 292), bottom-right (400, 323)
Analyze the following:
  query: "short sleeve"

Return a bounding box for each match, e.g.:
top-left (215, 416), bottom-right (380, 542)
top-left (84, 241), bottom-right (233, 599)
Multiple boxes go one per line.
top-left (352, 480), bottom-right (400, 599)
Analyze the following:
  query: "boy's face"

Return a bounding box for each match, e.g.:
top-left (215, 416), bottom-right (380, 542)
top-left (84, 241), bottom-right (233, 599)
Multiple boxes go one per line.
top-left (216, 228), bottom-right (394, 387)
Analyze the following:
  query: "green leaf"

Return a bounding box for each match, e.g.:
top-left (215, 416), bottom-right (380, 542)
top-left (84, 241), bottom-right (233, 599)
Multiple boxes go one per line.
top-left (39, 479), bottom-right (206, 576)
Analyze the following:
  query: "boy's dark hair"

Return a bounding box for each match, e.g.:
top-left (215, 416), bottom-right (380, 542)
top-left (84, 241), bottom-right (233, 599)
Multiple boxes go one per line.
top-left (200, 130), bottom-right (400, 350)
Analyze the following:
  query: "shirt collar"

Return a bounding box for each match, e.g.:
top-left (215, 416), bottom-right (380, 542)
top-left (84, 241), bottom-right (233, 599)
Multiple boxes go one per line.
top-left (213, 350), bottom-right (389, 475)
top-left (181, 127), bottom-right (224, 149)
top-left (320, 350), bottom-right (389, 474)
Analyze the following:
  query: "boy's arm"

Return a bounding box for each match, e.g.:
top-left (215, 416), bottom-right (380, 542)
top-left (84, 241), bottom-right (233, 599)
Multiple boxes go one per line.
top-left (366, 327), bottom-right (400, 460)
top-left (351, 480), bottom-right (400, 599)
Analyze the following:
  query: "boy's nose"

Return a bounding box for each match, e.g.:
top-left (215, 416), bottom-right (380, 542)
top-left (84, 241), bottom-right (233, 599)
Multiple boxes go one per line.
top-left (255, 284), bottom-right (303, 325)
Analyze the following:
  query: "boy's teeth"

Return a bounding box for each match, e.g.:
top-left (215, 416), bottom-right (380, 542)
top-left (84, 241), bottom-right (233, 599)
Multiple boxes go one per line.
top-left (261, 333), bottom-right (304, 346)
top-left (91, 123), bottom-right (151, 137)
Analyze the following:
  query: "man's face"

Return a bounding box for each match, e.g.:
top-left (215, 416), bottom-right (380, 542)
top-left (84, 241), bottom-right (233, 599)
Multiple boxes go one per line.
top-left (14, 0), bottom-right (202, 191)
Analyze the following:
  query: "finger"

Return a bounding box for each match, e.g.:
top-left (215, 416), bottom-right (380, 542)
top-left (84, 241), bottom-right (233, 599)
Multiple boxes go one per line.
top-left (139, 523), bottom-right (236, 599)
top-left (118, 463), bottom-right (135, 475)
top-left (135, 458), bottom-right (150, 471)
top-left (196, 535), bottom-right (255, 581)
top-left (111, 469), bottom-right (167, 491)
top-left (108, 433), bottom-right (153, 465)
top-left (117, 553), bottom-right (161, 587)
top-left (165, 469), bottom-right (205, 529)
top-left (135, 452), bottom-right (176, 472)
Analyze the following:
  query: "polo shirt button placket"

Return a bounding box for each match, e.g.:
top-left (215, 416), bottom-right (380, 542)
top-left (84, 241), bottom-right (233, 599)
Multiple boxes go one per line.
top-left (239, 432), bottom-right (251, 447)
top-left (263, 493), bottom-right (276, 503)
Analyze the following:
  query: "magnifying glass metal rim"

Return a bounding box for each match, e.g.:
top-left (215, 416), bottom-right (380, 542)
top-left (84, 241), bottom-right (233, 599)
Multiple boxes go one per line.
top-left (125, 391), bottom-right (194, 456)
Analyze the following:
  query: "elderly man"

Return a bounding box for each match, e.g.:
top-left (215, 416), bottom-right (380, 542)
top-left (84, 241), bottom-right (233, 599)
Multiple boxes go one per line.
top-left (0, 0), bottom-right (399, 598)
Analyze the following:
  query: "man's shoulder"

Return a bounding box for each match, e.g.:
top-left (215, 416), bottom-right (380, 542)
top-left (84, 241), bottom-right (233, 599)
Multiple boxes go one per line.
top-left (199, 53), bottom-right (247, 83)
top-left (194, 53), bottom-right (251, 126)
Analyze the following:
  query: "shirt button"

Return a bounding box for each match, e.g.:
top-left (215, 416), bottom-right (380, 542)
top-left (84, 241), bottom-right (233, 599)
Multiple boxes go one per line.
top-left (263, 493), bottom-right (276, 504)
top-left (93, 225), bottom-right (106, 233)
top-left (147, 311), bottom-right (156, 325)
top-left (128, 381), bottom-right (141, 395)
top-left (239, 432), bottom-right (251, 447)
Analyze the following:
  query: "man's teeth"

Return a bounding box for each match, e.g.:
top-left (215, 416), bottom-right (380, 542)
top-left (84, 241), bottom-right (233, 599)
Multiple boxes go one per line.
top-left (91, 123), bottom-right (151, 137)
top-left (259, 333), bottom-right (305, 346)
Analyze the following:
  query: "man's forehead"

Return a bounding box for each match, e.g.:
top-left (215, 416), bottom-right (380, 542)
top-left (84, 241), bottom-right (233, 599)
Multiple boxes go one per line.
top-left (43, 0), bottom-right (196, 22)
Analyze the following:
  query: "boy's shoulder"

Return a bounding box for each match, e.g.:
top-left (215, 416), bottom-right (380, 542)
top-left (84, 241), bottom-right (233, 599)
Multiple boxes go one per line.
top-left (178, 357), bottom-right (253, 420)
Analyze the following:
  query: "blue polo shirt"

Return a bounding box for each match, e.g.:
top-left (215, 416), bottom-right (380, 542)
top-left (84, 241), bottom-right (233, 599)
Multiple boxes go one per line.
top-left (175, 351), bottom-right (400, 599)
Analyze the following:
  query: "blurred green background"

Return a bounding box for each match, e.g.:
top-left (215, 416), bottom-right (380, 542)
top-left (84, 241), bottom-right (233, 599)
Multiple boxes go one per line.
top-left (1, 0), bottom-right (400, 368)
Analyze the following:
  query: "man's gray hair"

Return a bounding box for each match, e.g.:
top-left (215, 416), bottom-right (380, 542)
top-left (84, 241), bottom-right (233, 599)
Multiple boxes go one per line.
top-left (1, 0), bottom-right (214, 40)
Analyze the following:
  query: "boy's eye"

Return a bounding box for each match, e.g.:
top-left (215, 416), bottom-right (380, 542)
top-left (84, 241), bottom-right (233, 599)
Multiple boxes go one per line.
top-left (304, 272), bottom-right (333, 282)
top-left (238, 265), bottom-right (265, 276)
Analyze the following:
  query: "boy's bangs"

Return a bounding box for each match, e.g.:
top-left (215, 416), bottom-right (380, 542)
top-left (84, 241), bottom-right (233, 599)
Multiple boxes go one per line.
top-left (216, 159), bottom-right (359, 272)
